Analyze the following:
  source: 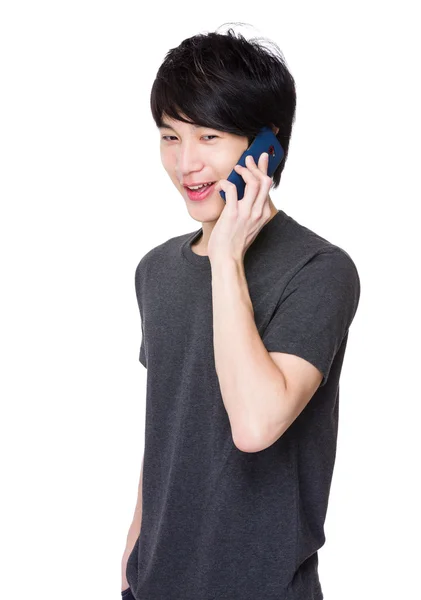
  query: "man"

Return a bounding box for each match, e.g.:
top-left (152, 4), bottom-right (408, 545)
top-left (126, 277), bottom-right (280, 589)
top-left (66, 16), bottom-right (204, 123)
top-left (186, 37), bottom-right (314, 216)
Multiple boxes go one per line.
top-left (121, 26), bottom-right (360, 600)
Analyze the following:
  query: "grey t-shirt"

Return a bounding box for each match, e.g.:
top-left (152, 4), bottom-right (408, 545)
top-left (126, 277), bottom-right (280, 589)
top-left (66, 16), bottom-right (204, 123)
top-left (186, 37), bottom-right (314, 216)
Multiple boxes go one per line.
top-left (126, 209), bottom-right (361, 600)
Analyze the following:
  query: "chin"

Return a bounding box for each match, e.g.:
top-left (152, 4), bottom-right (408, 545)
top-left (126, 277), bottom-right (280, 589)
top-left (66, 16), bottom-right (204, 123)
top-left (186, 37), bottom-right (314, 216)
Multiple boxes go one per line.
top-left (184, 195), bottom-right (225, 220)
top-left (188, 204), bottom-right (223, 220)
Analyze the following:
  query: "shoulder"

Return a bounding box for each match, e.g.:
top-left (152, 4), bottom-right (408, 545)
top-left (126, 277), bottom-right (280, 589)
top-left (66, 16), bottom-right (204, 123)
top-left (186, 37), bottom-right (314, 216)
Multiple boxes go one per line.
top-left (134, 229), bottom-right (198, 281)
top-left (277, 212), bottom-right (360, 284)
top-left (308, 246), bottom-right (360, 281)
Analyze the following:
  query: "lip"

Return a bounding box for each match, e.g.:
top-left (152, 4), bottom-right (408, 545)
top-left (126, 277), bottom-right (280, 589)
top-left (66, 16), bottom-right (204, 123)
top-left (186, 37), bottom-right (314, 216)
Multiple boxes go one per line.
top-left (184, 181), bottom-right (216, 202)
top-left (183, 181), bottom-right (216, 188)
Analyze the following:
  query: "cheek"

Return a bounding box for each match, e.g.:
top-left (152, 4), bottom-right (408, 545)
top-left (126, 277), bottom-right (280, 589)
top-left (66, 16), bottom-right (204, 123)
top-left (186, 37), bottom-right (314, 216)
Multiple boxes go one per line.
top-left (208, 154), bottom-right (228, 177)
top-left (220, 146), bottom-right (248, 176)
top-left (161, 152), bottom-right (175, 174)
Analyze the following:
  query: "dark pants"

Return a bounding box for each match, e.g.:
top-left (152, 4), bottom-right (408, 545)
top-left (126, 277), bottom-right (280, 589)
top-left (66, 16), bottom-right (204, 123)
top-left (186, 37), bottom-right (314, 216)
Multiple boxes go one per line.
top-left (121, 587), bottom-right (135, 599)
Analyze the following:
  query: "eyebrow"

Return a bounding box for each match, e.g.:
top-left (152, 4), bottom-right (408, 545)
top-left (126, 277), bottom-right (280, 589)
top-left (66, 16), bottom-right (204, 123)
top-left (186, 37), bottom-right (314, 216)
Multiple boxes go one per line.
top-left (159, 122), bottom-right (201, 131)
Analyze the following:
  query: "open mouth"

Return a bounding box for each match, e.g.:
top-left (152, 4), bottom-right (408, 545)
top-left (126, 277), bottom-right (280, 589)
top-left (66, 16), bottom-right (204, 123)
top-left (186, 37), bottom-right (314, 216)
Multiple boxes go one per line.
top-left (184, 181), bottom-right (217, 201)
top-left (185, 181), bottom-right (216, 191)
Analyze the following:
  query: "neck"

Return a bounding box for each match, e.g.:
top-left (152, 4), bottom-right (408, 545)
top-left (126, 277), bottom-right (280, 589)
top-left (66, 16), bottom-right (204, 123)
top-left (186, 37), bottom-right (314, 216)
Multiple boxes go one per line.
top-left (193, 196), bottom-right (279, 254)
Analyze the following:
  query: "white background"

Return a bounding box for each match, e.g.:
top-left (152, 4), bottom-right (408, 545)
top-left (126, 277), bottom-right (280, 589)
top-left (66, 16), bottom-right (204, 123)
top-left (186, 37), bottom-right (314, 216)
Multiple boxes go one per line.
top-left (1, 2), bottom-right (420, 599)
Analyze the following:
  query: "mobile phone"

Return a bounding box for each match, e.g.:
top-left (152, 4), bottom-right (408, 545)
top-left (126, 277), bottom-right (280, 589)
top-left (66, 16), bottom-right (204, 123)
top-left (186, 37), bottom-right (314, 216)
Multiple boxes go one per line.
top-left (219, 126), bottom-right (284, 202)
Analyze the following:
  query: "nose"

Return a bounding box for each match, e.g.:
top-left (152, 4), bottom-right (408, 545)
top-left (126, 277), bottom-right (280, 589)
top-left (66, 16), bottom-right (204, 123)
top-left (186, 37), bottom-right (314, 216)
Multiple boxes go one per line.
top-left (176, 140), bottom-right (205, 179)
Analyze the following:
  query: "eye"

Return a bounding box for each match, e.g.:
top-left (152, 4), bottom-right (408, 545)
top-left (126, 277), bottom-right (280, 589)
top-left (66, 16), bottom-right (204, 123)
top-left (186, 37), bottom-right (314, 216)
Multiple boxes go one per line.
top-left (161, 135), bottom-right (218, 141)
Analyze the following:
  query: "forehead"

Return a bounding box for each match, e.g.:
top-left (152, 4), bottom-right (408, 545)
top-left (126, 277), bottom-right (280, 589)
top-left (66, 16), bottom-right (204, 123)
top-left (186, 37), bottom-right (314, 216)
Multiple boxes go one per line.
top-left (158, 114), bottom-right (203, 131)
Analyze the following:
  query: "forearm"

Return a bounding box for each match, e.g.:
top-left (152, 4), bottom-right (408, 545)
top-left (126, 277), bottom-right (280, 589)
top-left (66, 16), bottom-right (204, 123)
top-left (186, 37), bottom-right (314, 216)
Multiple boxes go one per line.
top-left (124, 458), bottom-right (144, 551)
top-left (211, 259), bottom-right (286, 451)
top-left (121, 459), bottom-right (144, 585)
top-left (126, 504), bottom-right (142, 547)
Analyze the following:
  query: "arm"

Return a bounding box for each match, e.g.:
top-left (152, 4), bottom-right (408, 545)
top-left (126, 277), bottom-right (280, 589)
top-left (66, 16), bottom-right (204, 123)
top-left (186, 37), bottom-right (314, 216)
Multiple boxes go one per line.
top-left (211, 259), bottom-right (322, 453)
top-left (121, 456), bottom-right (144, 589)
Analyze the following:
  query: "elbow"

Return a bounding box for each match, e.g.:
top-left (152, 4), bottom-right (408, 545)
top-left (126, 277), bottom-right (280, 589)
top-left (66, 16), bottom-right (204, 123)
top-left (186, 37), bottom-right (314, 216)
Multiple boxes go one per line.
top-left (233, 417), bottom-right (288, 454)
top-left (233, 435), bottom-right (259, 454)
top-left (232, 422), bottom-right (268, 454)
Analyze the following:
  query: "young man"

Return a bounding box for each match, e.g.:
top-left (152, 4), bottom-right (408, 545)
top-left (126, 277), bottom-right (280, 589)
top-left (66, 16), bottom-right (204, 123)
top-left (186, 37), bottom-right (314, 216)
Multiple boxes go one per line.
top-left (121, 27), bottom-right (360, 600)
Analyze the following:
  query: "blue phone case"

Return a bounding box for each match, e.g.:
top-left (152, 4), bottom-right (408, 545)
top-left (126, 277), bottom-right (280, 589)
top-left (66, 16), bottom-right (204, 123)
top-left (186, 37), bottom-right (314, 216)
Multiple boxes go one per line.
top-left (219, 126), bottom-right (284, 202)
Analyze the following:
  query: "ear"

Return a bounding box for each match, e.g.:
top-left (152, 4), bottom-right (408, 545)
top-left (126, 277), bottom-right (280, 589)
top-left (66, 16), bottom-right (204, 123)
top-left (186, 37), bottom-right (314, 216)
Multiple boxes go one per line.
top-left (271, 124), bottom-right (279, 136)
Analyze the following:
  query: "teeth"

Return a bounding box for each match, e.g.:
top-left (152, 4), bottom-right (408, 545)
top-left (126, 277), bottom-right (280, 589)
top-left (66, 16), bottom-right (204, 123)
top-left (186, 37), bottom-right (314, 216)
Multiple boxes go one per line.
top-left (188, 182), bottom-right (214, 190)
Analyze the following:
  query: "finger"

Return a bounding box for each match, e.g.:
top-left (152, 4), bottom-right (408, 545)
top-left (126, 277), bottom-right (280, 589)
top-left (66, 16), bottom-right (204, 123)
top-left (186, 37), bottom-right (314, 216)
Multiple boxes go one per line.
top-left (234, 158), bottom-right (268, 210)
top-left (216, 179), bottom-right (238, 212)
top-left (237, 157), bottom-right (272, 213)
top-left (246, 152), bottom-right (269, 176)
top-left (243, 154), bottom-right (272, 203)
top-left (235, 153), bottom-right (268, 176)
top-left (233, 160), bottom-right (258, 208)
top-left (236, 152), bottom-right (269, 186)
top-left (257, 152), bottom-right (269, 175)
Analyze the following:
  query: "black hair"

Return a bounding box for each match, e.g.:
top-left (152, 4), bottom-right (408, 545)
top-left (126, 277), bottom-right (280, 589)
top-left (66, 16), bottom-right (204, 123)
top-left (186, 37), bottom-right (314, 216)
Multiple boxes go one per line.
top-left (150, 23), bottom-right (296, 189)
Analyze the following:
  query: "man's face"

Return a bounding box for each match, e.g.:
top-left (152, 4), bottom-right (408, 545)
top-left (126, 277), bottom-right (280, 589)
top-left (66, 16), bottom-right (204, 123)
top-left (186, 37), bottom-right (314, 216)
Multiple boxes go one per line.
top-left (159, 115), bottom-right (249, 222)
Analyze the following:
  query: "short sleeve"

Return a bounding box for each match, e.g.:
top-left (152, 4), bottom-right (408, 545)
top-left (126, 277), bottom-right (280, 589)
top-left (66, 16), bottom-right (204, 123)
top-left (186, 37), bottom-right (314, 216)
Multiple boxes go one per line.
top-left (261, 249), bottom-right (360, 387)
top-left (139, 318), bottom-right (147, 368)
top-left (135, 259), bottom-right (147, 369)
